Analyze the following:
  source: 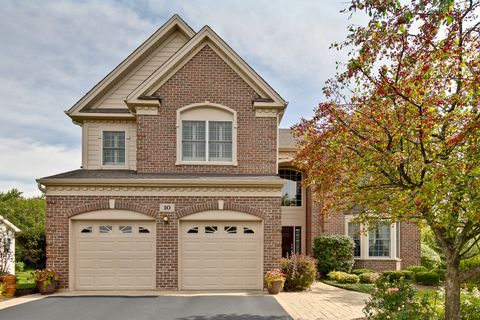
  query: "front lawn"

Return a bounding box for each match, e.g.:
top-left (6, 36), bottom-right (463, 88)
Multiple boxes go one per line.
top-left (322, 279), bottom-right (375, 294)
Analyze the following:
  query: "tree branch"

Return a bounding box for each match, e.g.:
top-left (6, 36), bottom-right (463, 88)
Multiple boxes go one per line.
top-left (460, 265), bottom-right (480, 283)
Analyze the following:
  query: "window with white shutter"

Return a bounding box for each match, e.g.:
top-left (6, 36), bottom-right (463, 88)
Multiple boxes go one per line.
top-left (176, 103), bottom-right (237, 165)
top-left (182, 121), bottom-right (206, 161)
top-left (102, 131), bottom-right (125, 165)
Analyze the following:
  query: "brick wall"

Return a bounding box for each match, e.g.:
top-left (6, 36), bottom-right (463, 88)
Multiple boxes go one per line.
top-left (46, 194), bottom-right (281, 289)
top-left (399, 222), bottom-right (421, 268)
top-left (136, 45), bottom-right (277, 175)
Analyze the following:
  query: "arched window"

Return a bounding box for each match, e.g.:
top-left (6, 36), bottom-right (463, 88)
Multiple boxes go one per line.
top-left (279, 169), bottom-right (302, 206)
top-left (176, 103), bottom-right (237, 165)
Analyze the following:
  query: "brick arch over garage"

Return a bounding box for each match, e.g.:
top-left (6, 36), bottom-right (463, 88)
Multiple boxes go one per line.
top-left (176, 201), bottom-right (264, 219)
top-left (66, 200), bottom-right (157, 218)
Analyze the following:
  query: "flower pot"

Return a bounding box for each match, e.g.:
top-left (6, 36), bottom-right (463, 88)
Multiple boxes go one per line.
top-left (0, 274), bottom-right (16, 285)
top-left (267, 280), bottom-right (283, 295)
top-left (37, 280), bottom-right (57, 295)
top-left (4, 284), bottom-right (17, 297)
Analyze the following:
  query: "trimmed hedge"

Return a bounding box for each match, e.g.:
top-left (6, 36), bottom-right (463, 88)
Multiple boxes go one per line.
top-left (382, 270), bottom-right (414, 281)
top-left (280, 254), bottom-right (317, 291)
top-left (414, 271), bottom-right (440, 285)
top-left (328, 271), bottom-right (360, 284)
top-left (407, 265), bottom-right (429, 274)
top-left (313, 235), bottom-right (355, 276)
top-left (359, 272), bottom-right (381, 284)
top-left (352, 268), bottom-right (374, 275)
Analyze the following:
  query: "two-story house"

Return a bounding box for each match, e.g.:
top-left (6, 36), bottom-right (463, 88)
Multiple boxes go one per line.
top-left (37, 15), bottom-right (420, 292)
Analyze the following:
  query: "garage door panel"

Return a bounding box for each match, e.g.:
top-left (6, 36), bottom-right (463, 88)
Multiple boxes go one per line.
top-left (181, 220), bottom-right (263, 290)
top-left (74, 220), bottom-right (155, 290)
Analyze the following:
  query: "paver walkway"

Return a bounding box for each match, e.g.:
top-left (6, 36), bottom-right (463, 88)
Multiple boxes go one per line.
top-left (274, 282), bottom-right (369, 320)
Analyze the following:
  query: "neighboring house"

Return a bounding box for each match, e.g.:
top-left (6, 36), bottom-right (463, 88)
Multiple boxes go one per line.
top-left (0, 215), bottom-right (20, 275)
top-left (37, 15), bottom-right (420, 291)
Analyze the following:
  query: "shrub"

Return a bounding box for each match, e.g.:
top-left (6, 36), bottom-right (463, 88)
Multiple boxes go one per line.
top-left (15, 261), bottom-right (25, 273)
top-left (461, 287), bottom-right (480, 320)
top-left (421, 243), bottom-right (442, 269)
top-left (313, 235), bottom-right (355, 276)
top-left (352, 268), bottom-right (374, 275)
top-left (15, 228), bottom-right (46, 269)
top-left (382, 270), bottom-right (414, 281)
top-left (407, 265), bottom-right (429, 274)
top-left (414, 271), bottom-right (440, 286)
top-left (359, 272), bottom-right (381, 284)
top-left (327, 271), bottom-right (359, 284)
top-left (280, 254), bottom-right (317, 291)
top-left (363, 277), bottom-right (434, 319)
top-left (461, 255), bottom-right (480, 285)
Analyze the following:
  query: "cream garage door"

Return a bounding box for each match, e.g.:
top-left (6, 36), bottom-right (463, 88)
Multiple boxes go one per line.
top-left (180, 221), bottom-right (263, 290)
top-left (73, 221), bottom-right (156, 290)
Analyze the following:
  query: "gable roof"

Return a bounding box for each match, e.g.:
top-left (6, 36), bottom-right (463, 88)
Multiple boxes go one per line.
top-left (67, 14), bottom-right (195, 121)
top-left (125, 26), bottom-right (288, 111)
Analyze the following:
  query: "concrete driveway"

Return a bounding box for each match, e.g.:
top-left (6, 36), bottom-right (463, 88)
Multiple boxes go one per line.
top-left (0, 296), bottom-right (292, 320)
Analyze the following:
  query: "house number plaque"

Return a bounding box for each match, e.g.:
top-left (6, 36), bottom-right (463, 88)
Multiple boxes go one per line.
top-left (160, 204), bottom-right (175, 212)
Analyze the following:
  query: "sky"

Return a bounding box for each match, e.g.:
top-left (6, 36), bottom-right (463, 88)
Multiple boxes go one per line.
top-left (0, 0), bottom-right (366, 197)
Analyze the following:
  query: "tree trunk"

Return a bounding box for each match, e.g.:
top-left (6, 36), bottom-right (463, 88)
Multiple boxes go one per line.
top-left (444, 257), bottom-right (461, 320)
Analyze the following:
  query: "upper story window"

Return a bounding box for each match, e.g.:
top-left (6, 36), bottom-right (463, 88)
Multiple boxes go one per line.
top-left (182, 121), bottom-right (232, 162)
top-left (279, 169), bottom-right (302, 206)
top-left (102, 131), bottom-right (125, 165)
top-left (177, 103), bottom-right (237, 165)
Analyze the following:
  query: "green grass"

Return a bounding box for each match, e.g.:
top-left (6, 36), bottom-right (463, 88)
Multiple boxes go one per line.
top-left (322, 279), bottom-right (375, 294)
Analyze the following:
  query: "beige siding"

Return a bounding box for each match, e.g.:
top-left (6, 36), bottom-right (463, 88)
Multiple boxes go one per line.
top-left (281, 207), bottom-right (307, 254)
top-left (94, 32), bottom-right (188, 109)
top-left (83, 121), bottom-right (137, 170)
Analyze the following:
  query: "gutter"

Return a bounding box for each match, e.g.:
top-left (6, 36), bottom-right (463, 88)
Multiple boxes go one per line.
top-left (0, 215), bottom-right (21, 233)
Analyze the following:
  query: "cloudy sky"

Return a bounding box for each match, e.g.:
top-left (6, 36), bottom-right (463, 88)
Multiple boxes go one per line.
top-left (0, 0), bottom-right (365, 197)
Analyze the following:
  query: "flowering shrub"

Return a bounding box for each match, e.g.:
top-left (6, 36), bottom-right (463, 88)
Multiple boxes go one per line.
top-left (264, 269), bottom-right (285, 288)
top-left (280, 254), bottom-right (317, 291)
top-left (363, 277), bottom-right (434, 320)
top-left (33, 269), bottom-right (58, 287)
top-left (460, 287), bottom-right (480, 320)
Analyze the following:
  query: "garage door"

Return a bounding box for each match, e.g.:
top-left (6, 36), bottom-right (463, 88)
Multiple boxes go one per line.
top-left (180, 220), bottom-right (263, 290)
top-left (73, 221), bottom-right (156, 290)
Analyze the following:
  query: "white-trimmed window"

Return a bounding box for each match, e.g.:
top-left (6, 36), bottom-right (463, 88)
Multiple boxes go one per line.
top-left (176, 103), bottom-right (237, 165)
top-left (345, 215), bottom-right (400, 260)
top-left (181, 121), bottom-right (232, 162)
top-left (102, 131), bottom-right (125, 165)
top-left (279, 169), bottom-right (302, 207)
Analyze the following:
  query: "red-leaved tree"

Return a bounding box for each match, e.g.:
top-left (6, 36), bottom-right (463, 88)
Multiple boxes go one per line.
top-left (293, 1), bottom-right (480, 319)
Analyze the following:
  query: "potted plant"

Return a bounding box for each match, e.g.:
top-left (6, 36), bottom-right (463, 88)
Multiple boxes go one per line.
top-left (33, 269), bottom-right (58, 295)
top-left (265, 269), bottom-right (285, 294)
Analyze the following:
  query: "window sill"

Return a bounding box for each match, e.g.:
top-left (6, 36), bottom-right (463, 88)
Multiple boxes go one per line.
top-left (101, 164), bottom-right (128, 170)
top-left (175, 161), bottom-right (238, 166)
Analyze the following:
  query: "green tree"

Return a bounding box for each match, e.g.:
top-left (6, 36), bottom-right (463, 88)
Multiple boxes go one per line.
top-left (293, 1), bottom-right (480, 319)
top-left (0, 189), bottom-right (46, 268)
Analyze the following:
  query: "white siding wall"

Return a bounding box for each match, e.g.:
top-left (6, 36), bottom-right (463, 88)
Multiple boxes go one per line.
top-left (83, 121), bottom-right (137, 170)
top-left (94, 32), bottom-right (188, 109)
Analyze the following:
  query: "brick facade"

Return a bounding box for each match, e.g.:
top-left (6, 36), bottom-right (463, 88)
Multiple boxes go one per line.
top-left (46, 195), bottom-right (282, 289)
top-left (137, 45), bottom-right (278, 175)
